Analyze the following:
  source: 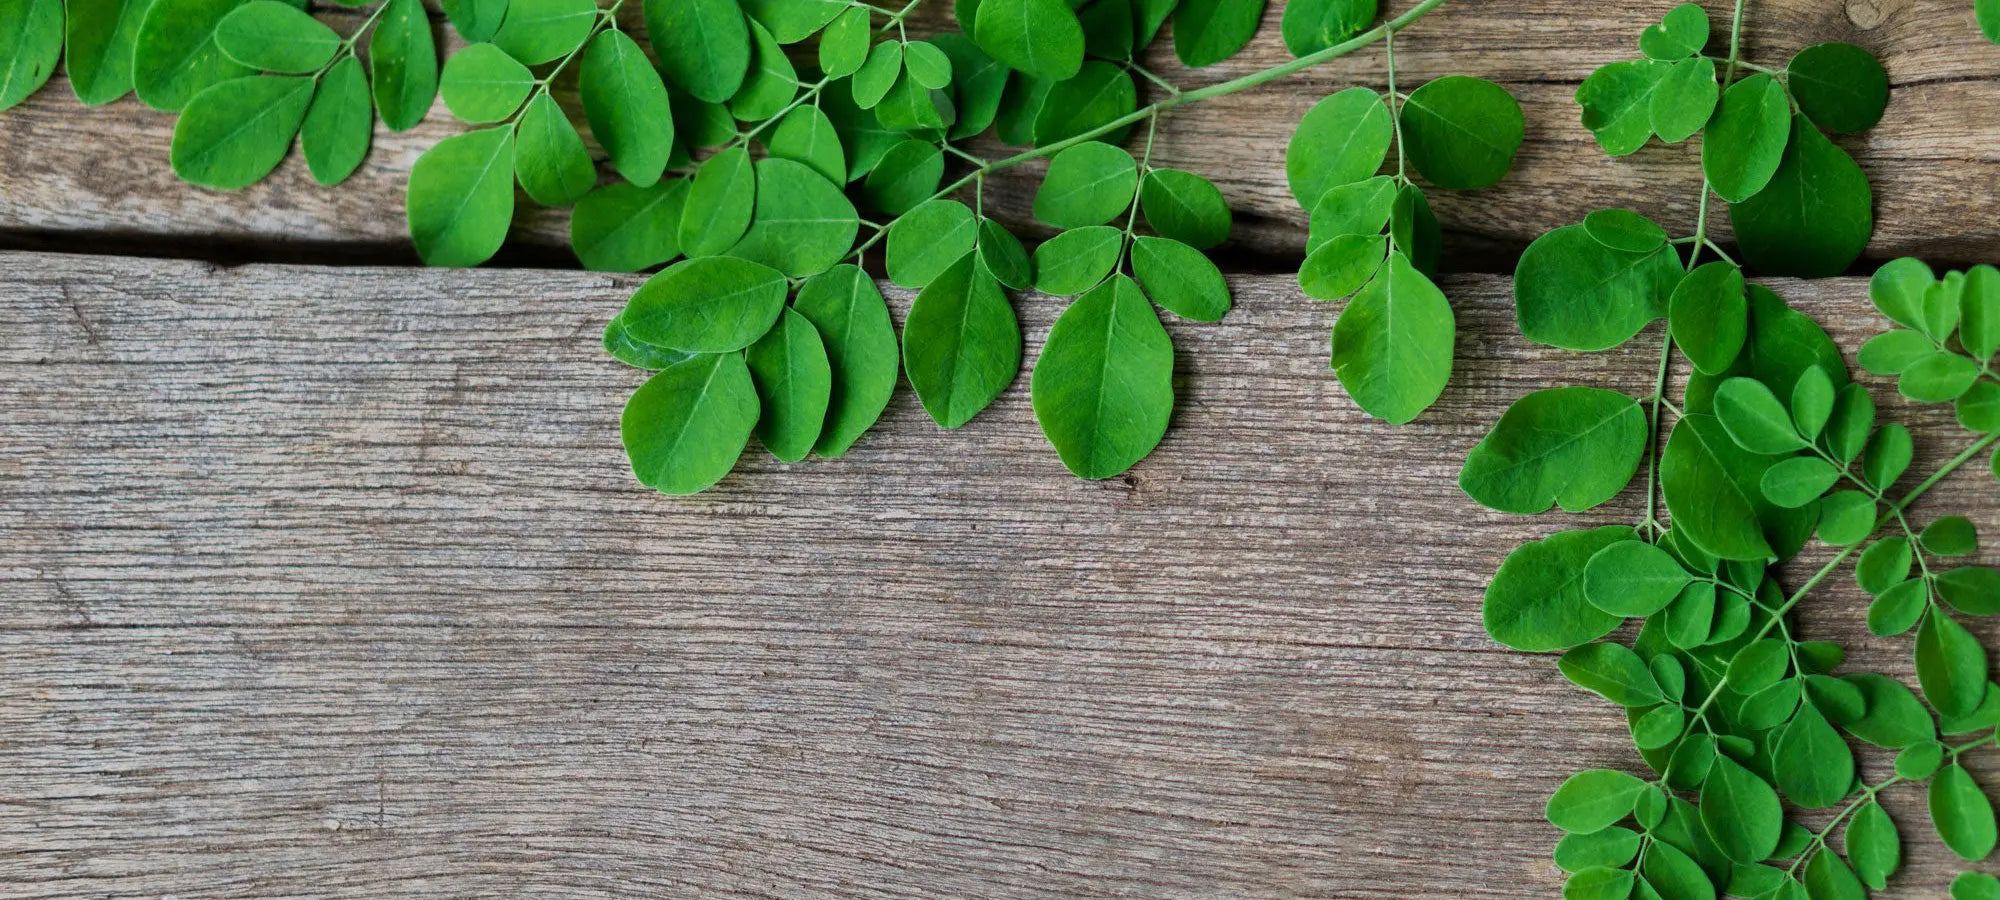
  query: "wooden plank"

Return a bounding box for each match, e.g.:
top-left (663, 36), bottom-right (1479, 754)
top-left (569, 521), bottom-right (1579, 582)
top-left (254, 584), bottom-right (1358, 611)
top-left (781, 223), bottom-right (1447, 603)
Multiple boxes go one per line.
top-left (1, 0), bottom-right (1997, 264)
top-left (2, 251), bottom-right (1997, 894)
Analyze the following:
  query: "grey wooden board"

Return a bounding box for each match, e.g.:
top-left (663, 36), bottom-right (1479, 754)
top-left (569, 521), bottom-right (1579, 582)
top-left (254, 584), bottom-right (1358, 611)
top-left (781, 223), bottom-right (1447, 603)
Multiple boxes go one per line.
top-left (2, 251), bottom-right (1997, 896)
top-left (1, 0), bottom-right (1998, 264)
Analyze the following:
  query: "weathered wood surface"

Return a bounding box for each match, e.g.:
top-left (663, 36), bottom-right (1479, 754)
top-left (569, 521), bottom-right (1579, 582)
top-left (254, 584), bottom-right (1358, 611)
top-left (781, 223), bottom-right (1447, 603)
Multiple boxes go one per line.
top-left (1, 0), bottom-right (1997, 266)
top-left (2, 250), bottom-right (1997, 896)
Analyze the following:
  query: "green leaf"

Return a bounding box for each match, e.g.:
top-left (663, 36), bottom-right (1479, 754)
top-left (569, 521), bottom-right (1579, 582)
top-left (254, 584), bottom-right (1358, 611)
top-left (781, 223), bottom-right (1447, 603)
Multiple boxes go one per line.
top-left (972, 0), bottom-right (1083, 80)
top-left (1032, 276), bottom-right (1176, 479)
top-left (1483, 525), bottom-right (1633, 652)
top-left (1035, 141), bottom-right (1137, 228)
top-left (851, 41), bottom-right (903, 108)
top-left (1759, 457), bottom-right (1838, 508)
top-left (1639, 2), bottom-right (1707, 59)
top-left (407, 126), bottom-right (515, 267)
top-left (570, 179), bottom-right (688, 272)
top-left (1858, 330), bottom-right (1932, 375)
top-left (1330, 252), bottom-right (1454, 425)
top-left (1791, 365), bottom-right (1836, 439)
top-left (1279, 0), bottom-right (1374, 56)
top-left (1800, 850), bottom-right (1866, 900)
top-left (1564, 867), bottom-right (1636, 900)
top-left (1584, 540), bottom-right (1692, 617)
top-left (1846, 673), bottom-right (1936, 748)
top-left (1669, 262), bottom-right (1747, 375)
top-left (680, 146), bottom-right (755, 258)
top-left (299, 55), bottom-right (371, 186)
top-left (1846, 801), bottom-right (1900, 890)
top-left (1515, 225), bottom-right (1679, 351)
top-left (1641, 840), bottom-right (1716, 900)
top-left (793, 265), bottom-right (898, 458)
top-left (937, 32), bottom-right (1007, 140)
top-left (725, 158), bottom-right (858, 278)
top-left (1863, 423), bottom-right (1913, 490)
top-left (492, 0), bottom-right (596, 65)
top-left (977, 217), bottom-right (1033, 290)
top-left (1140, 169), bottom-right (1231, 249)
top-left (370, 0), bottom-right (437, 132)
top-left (1547, 768), bottom-right (1647, 834)
top-left (903, 255), bottom-right (1020, 429)
top-left (0, 0), bottom-right (59, 111)
top-left (1701, 73), bottom-right (1790, 203)
top-left (647, 0), bottom-right (749, 104)
top-left (1919, 611), bottom-right (1991, 718)
top-left (1661, 414), bottom-right (1791, 561)
top-left (214, 1), bottom-right (336, 73)
top-left (746, 308), bottom-right (832, 464)
top-left (1648, 57), bottom-right (1717, 144)
top-left (1871, 256), bottom-right (1934, 329)
top-left (1774, 703), bottom-right (1853, 808)
top-left (1787, 42), bottom-right (1888, 134)
top-left (1713, 377), bottom-right (1805, 453)
top-left (1460, 386), bottom-right (1646, 515)
top-left (440, 0), bottom-right (506, 40)
top-left (64, 0), bottom-right (151, 106)
top-left (1901, 352), bottom-right (1982, 403)
top-left (1699, 754), bottom-right (1781, 863)
top-left (622, 256), bottom-right (787, 352)
top-left (581, 29), bottom-right (674, 187)
top-left (1556, 828), bottom-right (1641, 872)
top-left (1932, 763), bottom-right (1999, 861)
top-left (1727, 639), bottom-right (1790, 691)
top-left (1033, 226), bottom-right (1122, 295)
top-left (1962, 264), bottom-right (2000, 361)
top-left (1924, 516), bottom-right (1980, 557)
top-left (1076, 0), bottom-right (1133, 60)
top-left (741, 0), bottom-right (844, 41)
top-left (817, 6), bottom-right (869, 77)
top-left (728, 20), bottom-right (798, 123)
top-left (902, 40), bottom-right (953, 90)
top-left (1631, 705), bottom-right (1684, 750)
top-left (621, 352), bottom-right (760, 495)
top-left (863, 139), bottom-right (944, 215)
top-left (1938, 566), bottom-right (2000, 615)
top-left (1558, 641), bottom-right (1663, 705)
top-left (1868, 579), bottom-right (1927, 635)
top-left (604, 312), bottom-right (694, 370)
top-left (1583, 208), bottom-right (1667, 253)
top-left (1732, 117), bottom-right (1873, 278)
top-left (169, 74), bottom-right (312, 189)
top-left (1576, 59), bottom-right (1665, 156)
top-left (1964, 379), bottom-right (2000, 432)
top-left (768, 104), bottom-right (846, 185)
top-left (1033, 61), bottom-right (1136, 144)
top-left (1131, 236), bottom-right (1230, 322)
top-left (1817, 490), bottom-right (1877, 546)
top-left (870, 67), bottom-right (951, 133)
top-left (887, 199), bottom-right (979, 289)
top-left (1825, 384), bottom-right (1874, 464)
top-left (514, 91), bottom-right (595, 207)
top-left (1308, 175), bottom-right (1396, 251)
top-left (1299, 234), bottom-right (1387, 300)
top-left (1172, 0), bottom-right (1262, 67)
top-left (1956, 872), bottom-right (2000, 900)
top-left (1398, 75), bottom-right (1523, 190)
top-left (441, 43), bottom-right (535, 124)
top-left (132, 0), bottom-right (252, 112)
top-left (1286, 87), bottom-right (1392, 209)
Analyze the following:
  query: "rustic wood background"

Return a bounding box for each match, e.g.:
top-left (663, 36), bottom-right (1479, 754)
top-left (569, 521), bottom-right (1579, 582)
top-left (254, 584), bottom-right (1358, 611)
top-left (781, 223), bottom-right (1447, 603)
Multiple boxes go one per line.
top-left (4, 0), bottom-right (2000, 895)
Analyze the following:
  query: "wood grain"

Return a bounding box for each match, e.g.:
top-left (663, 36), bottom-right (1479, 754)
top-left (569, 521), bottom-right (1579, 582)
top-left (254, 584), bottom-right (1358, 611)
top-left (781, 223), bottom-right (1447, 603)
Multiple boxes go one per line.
top-left (1, 0), bottom-right (1997, 267)
top-left (2, 251), bottom-right (1997, 896)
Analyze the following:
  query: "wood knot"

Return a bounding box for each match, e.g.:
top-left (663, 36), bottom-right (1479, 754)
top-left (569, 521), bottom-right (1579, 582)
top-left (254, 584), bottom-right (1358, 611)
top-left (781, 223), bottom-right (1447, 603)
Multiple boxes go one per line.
top-left (1845, 0), bottom-right (1892, 29)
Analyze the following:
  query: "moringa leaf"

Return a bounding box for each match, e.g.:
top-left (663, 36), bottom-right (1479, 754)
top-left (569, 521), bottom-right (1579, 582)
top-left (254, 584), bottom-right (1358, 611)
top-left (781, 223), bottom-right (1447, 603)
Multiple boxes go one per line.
top-left (1583, 540), bottom-right (1691, 617)
top-left (1713, 377), bottom-right (1806, 454)
top-left (1558, 641), bottom-right (1662, 705)
top-left (1460, 386), bottom-right (1646, 515)
top-left (1546, 767), bottom-right (1647, 833)
top-left (741, 0), bottom-right (844, 42)
top-left (300, 56), bottom-right (372, 186)
top-left (492, 0), bottom-right (597, 65)
top-left (621, 352), bottom-right (761, 495)
top-left (680, 146), bottom-right (756, 258)
top-left (972, 0), bottom-right (1084, 80)
top-left (132, 0), bottom-right (253, 112)
top-left (1514, 224), bottom-right (1680, 351)
top-left (1639, 3), bottom-right (1707, 59)
top-left (1919, 611), bottom-right (1991, 719)
top-left (1701, 73), bottom-right (1790, 203)
top-left (1279, 0), bottom-right (1375, 56)
top-left (793, 265), bottom-right (898, 458)
top-left (1670, 262), bottom-right (1747, 375)
top-left (768, 104), bottom-right (847, 185)
top-left (370, 0), bottom-right (437, 132)
top-left (1732, 116), bottom-right (1873, 278)
top-left (1582, 208), bottom-right (1667, 253)
top-left (977, 217), bottom-right (1033, 290)
top-left (1034, 140), bottom-right (1137, 228)
top-left (746, 308), bottom-right (833, 464)
top-left (1032, 60), bottom-right (1136, 144)
top-left (1173, 0), bottom-right (1263, 67)
top-left (1398, 75), bottom-right (1523, 190)
top-left (1140, 168), bottom-right (1232, 249)
top-left (169, 75), bottom-right (313, 190)
top-left (441, 0), bottom-right (506, 40)
top-left (1788, 42), bottom-right (1888, 134)
top-left (887, 199), bottom-right (980, 289)
top-left (1648, 56), bottom-right (1717, 144)
top-left (1931, 763), bottom-right (1999, 860)
top-left (728, 20), bottom-right (799, 122)
top-left (1033, 225), bottom-right (1123, 295)
top-left (604, 312), bottom-right (694, 371)
top-left (621, 255), bottom-right (788, 353)
top-left (1131, 236), bottom-right (1231, 322)
top-left (581, 29), bottom-right (675, 187)
top-left (215, 1), bottom-right (337, 73)
top-left (1773, 702), bottom-right (1853, 808)
top-left (725, 158), bottom-right (859, 278)
top-left (647, 0), bottom-right (750, 104)
top-left (1576, 59), bottom-right (1665, 156)
top-left (1287, 86), bottom-right (1392, 209)
top-left (1330, 252), bottom-right (1454, 425)
top-left (863, 138), bottom-right (945, 215)
top-left (441, 43), bottom-right (535, 124)
top-left (63, 0), bottom-right (151, 107)
top-left (514, 91), bottom-right (596, 208)
top-left (408, 126), bottom-right (515, 267)
top-left (817, 6), bottom-right (870, 77)
top-left (570, 179), bottom-right (688, 272)
top-left (1032, 276), bottom-right (1177, 479)
top-left (903, 254), bottom-right (1021, 429)
top-left (1661, 413), bottom-right (1800, 561)
top-left (1699, 753), bottom-right (1782, 863)
top-left (1484, 525), bottom-right (1634, 652)
top-left (851, 41), bottom-right (903, 109)
top-left (1299, 233), bottom-right (1387, 300)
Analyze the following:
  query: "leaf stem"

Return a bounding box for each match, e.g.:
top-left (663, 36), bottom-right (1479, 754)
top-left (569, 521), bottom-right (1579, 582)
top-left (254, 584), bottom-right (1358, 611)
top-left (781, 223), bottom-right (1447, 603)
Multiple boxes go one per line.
top-left (1638, 331), bottom-right (1675, 536)
top-left (1384, 30), bottom-right (1408, 181)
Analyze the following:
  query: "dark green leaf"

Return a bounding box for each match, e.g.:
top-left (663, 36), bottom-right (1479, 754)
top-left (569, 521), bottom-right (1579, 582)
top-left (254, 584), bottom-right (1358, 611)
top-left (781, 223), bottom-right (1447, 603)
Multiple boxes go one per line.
top-left (1787, 42), bottom-right (1888, 134)
top-left (1546, 767), bottom-right (1647, 833)
top-left (1514, 225), bottom-right (1679, 351)
top-left (863, 139), bottom-right (944, 215)
top-left (1398, 75), bottom-right (1523, 190)
top-left (817, 6), bottom-right (869, 77)
top-left (1279, 0), bottom-right (1374, 56)
top-left (1140, 168), bottom-right (1231, 249)
top-left (1938, 566), bottom-right (2000, 616)
top-left (581, 29), bottom-right (675, 187)
top-left (1583, 540), bottom-right (1691, 617)
top-left (1559, 641), bottom-right (1663, 705)
top-left (887, 198), bottom-right (979, 289)
top-left (793, 265), bottom-right (898, 458)
top-left (514, 91), bottom-right (595, 207)
top-left (647, 0), bottom-right (750, 103)
top-left (622, 256), bottom-right (787, 353)
top-left (1731, 116), bottom-right (1873, 278)
top-left (1700, 753), bottom-right (1781, 863)
top-left (768, 104), bottom-right (847, 185)
top-left (1931, 763), bottom-right (1999, 861)
top-left (1034, 140), bottom-right (1138, 228)
top-left (1299, 234), bottom-right (1387, 300)
top-left (621, 352), bottom-right (760, 495)
top-left (1484, 525), bottom-right (1633, 652)
top-left (441, 43), bottom-right (535, 124)
top-left (63, 0), bottom-right (150, 106)
top-left (1131, 236), bottom-right (1231, 322)
top-left (746, 308), bottom-right (832, 463)
top-left (729, 20), bottom-right (799, 123)
top-left (441, 0), bottom-right (506, 40)
top-left (1774, 703), bottom-right (1853, 808)
top-left (1670, 262), bottom-right (1748, 375)
top-left (726, 158), bottom-right (859, 278)
top-left (680, 146), bottom-right (755, 257)
top-left (1701, 72), bottom-right (1789, 202)
top-left (1172, 0), bottom-right (1263, 67)
top-left (903, 254), bottom-right (1020, 429)
top-left (132, 0), bottom-right (253, 112)
top-left (1032, 225), bottom-right (1122, 295)
top-left (170, 75), bottom-right (312, 189)
top-left (973, 0), bottom-right (1084, 80)
top-left (1459, 386), bottom-right (1646, 514)
top-left (570, 179), bottom-right (688, 272)
top-left (370, 0), bottom-right (437, 132)
top-left (1661, 413), bottom-right (1801, 561)
top-left (215, 1), bottom-right (337, 73)
top-left (740, 0), bottom-right (844, 42)
top-left (299, 55), bottom-right (371, 186)
top-left (1919, 611), bottom-right (1991, 718)
top-left (1576, 59), bottom-right (1664, 156)
top-left (1760, 457), bottom-right (1839, 508)
top-left (1846, 800), bottom-right (1900, 890)
top-left (1713, 377), bottom-right (1805, 454)
top-left (492, 0), bottom-right (597, 65)
top-left (1286, 86), bottom-right (1391, 208)
top-left (976, 217), bottom-right (1033, 290)
top-left (1583, 208), bottom-right (1667, 253)
top-left (1648, 57), bottom-right (1717, 144)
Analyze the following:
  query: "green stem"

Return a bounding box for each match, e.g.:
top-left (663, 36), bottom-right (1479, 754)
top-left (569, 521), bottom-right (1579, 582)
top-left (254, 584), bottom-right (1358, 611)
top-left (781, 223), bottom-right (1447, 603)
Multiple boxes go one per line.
top-left (1384, 30), bottom-right (1407, 180)
top-left (851, 0), bottom-right (1450, 258)
top-left (1639, 331), bottom-right (1675, 536)
top-left (733, 77), bottom-right (833, 147)
top-left (1788, 731), bottom-right (2000, 877)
